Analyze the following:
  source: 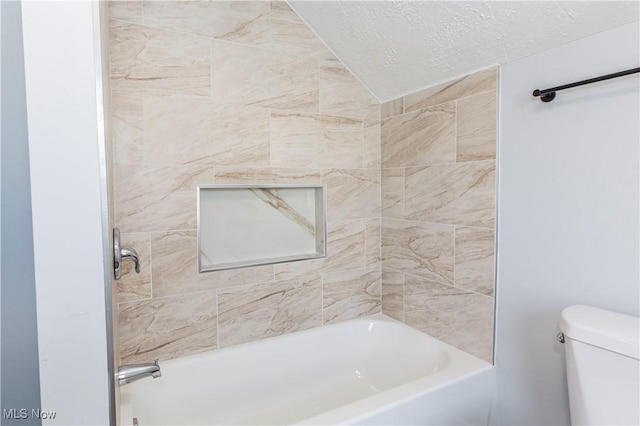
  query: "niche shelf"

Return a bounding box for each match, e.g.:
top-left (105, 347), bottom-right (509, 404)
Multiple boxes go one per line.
top-left (197, 184), bottom-right (327, 272)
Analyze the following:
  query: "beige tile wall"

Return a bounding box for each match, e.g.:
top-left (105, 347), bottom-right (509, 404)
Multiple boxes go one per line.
top-left (109, 0), bottom-right (497, 365)
top-left (109, 1), bottom-right (381, 364)
top-left (380, 68), bottom-right (498, 362)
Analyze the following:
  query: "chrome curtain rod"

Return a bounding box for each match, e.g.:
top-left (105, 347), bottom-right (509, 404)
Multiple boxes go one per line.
top-left (532, 67), bottom-right (640, 102)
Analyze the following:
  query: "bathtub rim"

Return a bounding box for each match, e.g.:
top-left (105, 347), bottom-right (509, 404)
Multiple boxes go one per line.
top-left (123, 313), bottom-right (486, 368)
top-left (119, 313), bottom-right (493, 426)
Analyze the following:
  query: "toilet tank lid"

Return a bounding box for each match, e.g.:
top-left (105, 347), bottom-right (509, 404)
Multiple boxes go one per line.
top-left (559, 305), bottom-right (639, 360)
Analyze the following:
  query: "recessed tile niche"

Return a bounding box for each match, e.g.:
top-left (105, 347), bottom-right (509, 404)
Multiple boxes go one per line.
top-left (198, 185), bottom-right (327, 272)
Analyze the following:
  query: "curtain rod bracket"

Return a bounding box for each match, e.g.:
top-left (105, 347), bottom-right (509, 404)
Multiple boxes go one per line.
top-left (533, 67), bottom-right (639, 103)
top-left (532, 89), bottom-right (556, 102)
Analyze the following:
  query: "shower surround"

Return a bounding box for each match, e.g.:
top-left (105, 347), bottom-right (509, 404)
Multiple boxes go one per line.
top-left (380, 69), bottom-right (497, 362)
top-left (108, 1), bottom-right (496, 364)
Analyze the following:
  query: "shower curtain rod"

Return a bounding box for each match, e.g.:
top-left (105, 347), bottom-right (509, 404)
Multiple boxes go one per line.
top-left (532, 67), bottom-right (640, 102)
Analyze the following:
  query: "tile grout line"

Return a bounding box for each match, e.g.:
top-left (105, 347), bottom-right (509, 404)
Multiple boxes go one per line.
top-left (361, 119), bottom-right (366, 169)
top-left (383, 158), bottom-right (496, 171)
top-left (402, 272), bottom-right (406, 323)
top-left (400, 268), bottom-right (494, 300)
top-left (402, 167), bottom-right (405, 219)
top-left (268, 108), bottom-right (273, 168)
top-left (454, 98), bottom-right (459, 163)
top-left (148, 232), bottom-right (153, 300)
top-left (210, 40), bottom-right (214, 99)
top-left (404, 88), bottom-right (497, 115)
top-left (453, 226), bottom-right (456, 291)
top-left (215, 288), bottom-right (220, 350)
top-left (380, 216), bottom-right (494, 231)
top-left (321, 272), bottom-right (324, 325)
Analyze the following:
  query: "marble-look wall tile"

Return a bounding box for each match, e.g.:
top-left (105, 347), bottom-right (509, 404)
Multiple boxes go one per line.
top-left (381, 168), bottom-right (404, 218)
top-left (364, 119), bottom-right (381, 169)
top-left (404, 67), bottom-right (497, 113)
top-left (457, 91), bottom-right (497, 162)
top-left (109, 20), bottom-right (210, 96)
top-left (270, 17), bottom-right (333, 59)
top-left (381, 102), bottom-right (456, 168)
top-left (323, 169), bottom-right (380, 220)
top-left (218, 276), bottom-right (322, 348)
top-left (270, 111), bottom-right (317, 167)
top-left (323, 268), bottom-right (381, 324)
top-left (119, 290), bottom-right (217, 363)
top-left (275, 220), bottom-right (366, 281)
top-left (148, 230), bottom-right (199, 299)
top-left (143, 1), bottom-right (269, 45)
top-left (212, 40), bottom-right (318, 113)
top-left (108, 1), bottom-right (143, 24)
top-left (110, 0), bottom-right (390, 361)
top-left (365, 218), bottom-right (381, 267)
top-left (214, 168), bottom-right (322, 184)
top-left (403, 275), bottom-right (493, 362)
top-left (114, 163), bottom-right (213, 233)
top-left (319, 58), bottom-right (380, 119)
top-left (377, 68), bottom-right (498, 364)
top-left (381, 219), bottom-right (454, 285)
top-left (270, 1), bottom-right (299, 22)
top-left (381, 268), bottom-right (403, 321)
top-left (111, 92), bottom-right (143, 164)
top-left (150, 230), bottom-right (274, 297)
top-left (381, 97), bottom-right (403, 119)
top-left (116, 232), bottom-right (151, 303)
top-left (143, 97), bottom-right (270, 166)
top-left (404, 161), bottom-right (495, 228)
top-left (270, 111), bottom-right (363, 168)
top-left (455, 226), bottom-right (495, 296)
top-left (315, 115), bottom-right (366, 168)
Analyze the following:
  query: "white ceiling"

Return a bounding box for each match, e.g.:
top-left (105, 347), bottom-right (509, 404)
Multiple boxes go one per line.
top-left (289, 1), bottom-right (640, 101)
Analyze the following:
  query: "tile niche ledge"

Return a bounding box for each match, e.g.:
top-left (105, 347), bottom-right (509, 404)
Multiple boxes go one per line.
top-left (198, 184), bottom-right (327, 272)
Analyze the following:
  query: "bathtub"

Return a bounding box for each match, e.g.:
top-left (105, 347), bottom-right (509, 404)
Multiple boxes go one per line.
top-left (119, 314), bottom-right (495, 425)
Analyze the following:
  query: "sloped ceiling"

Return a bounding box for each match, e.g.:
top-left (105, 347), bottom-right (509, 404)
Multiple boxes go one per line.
top-left (289, 1), bottom-right (640, 101)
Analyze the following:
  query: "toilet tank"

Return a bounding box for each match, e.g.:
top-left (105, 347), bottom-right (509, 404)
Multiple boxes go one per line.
top-left (559, 305), bottom-right (640, 426)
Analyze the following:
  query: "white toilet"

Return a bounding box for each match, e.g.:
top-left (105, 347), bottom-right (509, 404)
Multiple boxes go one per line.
top-left (559, 305), bottom-right (640, 425)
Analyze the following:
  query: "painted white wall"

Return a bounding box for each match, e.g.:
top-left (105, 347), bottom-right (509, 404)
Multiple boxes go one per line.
top-left (21, 1), bottom-right (112, 424)
top-left (496, 20), bottom-right (639, 425)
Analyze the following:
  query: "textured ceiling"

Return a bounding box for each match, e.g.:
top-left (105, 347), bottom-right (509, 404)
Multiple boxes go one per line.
top-left (289, 1), bottom-right (640, 101)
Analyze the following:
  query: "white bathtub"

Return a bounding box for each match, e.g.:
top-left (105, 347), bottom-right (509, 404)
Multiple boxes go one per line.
top-left (119, 314), bottom-right (495, 425)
